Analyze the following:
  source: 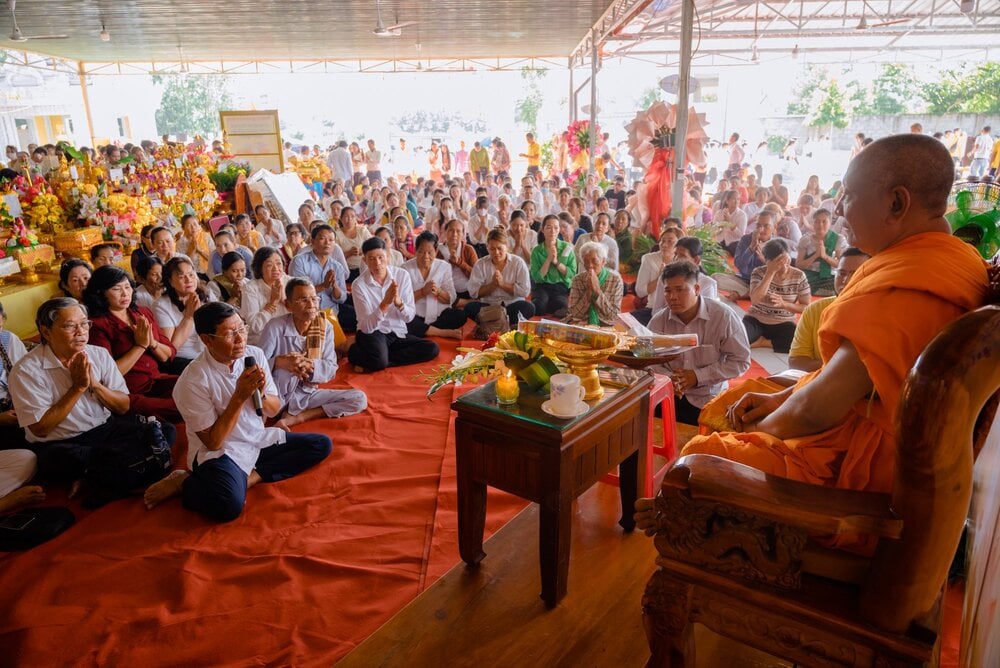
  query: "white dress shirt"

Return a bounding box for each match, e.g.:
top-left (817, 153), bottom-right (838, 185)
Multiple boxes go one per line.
top-left (11, 344), bottom-right (128, 443)
top-left (467, 211), bottom-right (498, 245)
top-left (0, 330), bottom-right (29, 405)
top-left (256, 220), bottom-right (286, 247)
top-left (635, 252), bottom-right (667, 299)
top-left (714, 208), bottom-right (747, 246)
top-left (241, 276), bottom-right (291, 345)
top-left (153, 294), bottom-right (215, 359)
top-left (467, 254), bottom-right (530, 305)
top-left (173, 344), bottom-right (285, 475)
top-left (507, 232), bottom-right (537, 265)
top-left (402, 258), bottom-right (455, 322)
top-left (352, 265), bottom-right (416, 337)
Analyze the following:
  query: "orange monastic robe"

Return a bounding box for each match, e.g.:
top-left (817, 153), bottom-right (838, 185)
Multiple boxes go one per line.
top-left (683, 232), bottom-right (989, 498)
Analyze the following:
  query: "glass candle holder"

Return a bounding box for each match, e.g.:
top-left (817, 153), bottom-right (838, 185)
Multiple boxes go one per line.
top-left (495, 373), bottom-right (520, 405)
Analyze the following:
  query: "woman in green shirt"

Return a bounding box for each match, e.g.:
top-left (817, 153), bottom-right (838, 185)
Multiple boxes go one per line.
top-left (530, 214), bottom-right (578, 317)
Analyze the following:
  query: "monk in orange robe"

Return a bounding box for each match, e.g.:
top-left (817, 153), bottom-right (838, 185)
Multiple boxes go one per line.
top-left (636, 134), bottom-right (990, 548)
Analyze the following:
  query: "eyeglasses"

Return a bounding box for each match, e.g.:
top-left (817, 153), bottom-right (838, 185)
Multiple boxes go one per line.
top-left (59, 320), bottom-right (92, 333)
top-left (292, 296), bottom-right (320, 305)
top-left (209, 326), bottom-right (248, 342)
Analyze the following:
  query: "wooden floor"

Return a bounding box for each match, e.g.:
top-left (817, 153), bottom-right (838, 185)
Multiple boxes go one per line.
top-left (339, 430), bottom-right (792, 668)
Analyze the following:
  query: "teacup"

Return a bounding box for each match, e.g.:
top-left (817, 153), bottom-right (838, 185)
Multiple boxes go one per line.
top-left (549, 373), bottom-right (586, 415)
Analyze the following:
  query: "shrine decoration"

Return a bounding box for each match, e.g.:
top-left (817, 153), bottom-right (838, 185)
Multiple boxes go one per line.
top-left (562, 120), bottom-right (604, 193)
top-left (423, 329), bottom-right (559, 398)
top-left (625, 101), bottom-right (708, 237)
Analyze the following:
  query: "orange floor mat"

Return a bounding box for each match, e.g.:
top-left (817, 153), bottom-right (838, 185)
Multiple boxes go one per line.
top-left (0, 332), bottom-right (526, 666)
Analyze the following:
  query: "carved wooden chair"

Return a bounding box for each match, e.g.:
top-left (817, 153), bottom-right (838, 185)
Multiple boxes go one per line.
top-left (641, 304), bottom-right (1000, 667)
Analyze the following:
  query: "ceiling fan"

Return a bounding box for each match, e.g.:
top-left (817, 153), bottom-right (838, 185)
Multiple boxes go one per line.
top-left (373, 0), bottom-right (418, 37)
top-left (6, 0), bottom-right (68, 42)
top-left (855, 7), bottom-right (910, 30)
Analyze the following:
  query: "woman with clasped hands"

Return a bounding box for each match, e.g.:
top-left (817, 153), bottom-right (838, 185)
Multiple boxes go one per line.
top-left (241, 247), bottom-right (290, 346)
top-left (153, 257), bottom-right (213, 373)
top-left (529, 214), bottom-right (578, 317)
top-left (84, 265), bottom-right (180, 422)
top-left (565, 241), bottom-right (623, 326)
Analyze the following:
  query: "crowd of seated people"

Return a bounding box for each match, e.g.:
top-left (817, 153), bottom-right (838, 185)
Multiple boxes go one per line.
top-left (6, 130), bottom-right (967, 528)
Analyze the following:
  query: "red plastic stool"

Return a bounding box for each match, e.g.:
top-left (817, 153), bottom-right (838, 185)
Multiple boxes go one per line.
top-left (601, 373), bottom-right (677, 497)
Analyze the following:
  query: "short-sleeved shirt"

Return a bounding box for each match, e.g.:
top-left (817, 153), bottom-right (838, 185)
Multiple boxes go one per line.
top-left (789, 296), bottom-right (835, 361)
top-left (153, 295), bottom-right (210, 359)
top-left (0, 330), bottom-right (29, 404)
top-left (746, 266), bottom-right (811, 325)
top-left (10, 344), bottom-right (128, 443)
top-left (173, 345), bottom-right (285, 474)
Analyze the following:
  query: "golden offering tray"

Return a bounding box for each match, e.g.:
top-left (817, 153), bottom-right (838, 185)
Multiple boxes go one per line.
top-left (53, 227), bottom-right (105, 260)
top-left (13, 244), bottom-right (56, 284)
top-left (542, 335), bottom-right (619, 401)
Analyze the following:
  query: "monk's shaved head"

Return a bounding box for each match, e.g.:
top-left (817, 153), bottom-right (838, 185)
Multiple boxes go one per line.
top-left (852, 134), bottom-right (955, 215)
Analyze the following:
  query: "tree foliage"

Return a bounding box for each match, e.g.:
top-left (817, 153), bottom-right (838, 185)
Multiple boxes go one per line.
top-left (391, 109), bottom-right (487, 135)
top-left (922, 63), bottom-right (1000, 114)
top-left (152, 74), bottom-right (232, 138)
top-left (514, 67), bottom-right (547, 132)
top-left (808, 78), bottom-right (851, 130)
top-left (853, 64), bottom-right (921, 115)
top-left (636, 86), bottom-right (662, 110)
top-left (787, 65), bottom-right (828, 115)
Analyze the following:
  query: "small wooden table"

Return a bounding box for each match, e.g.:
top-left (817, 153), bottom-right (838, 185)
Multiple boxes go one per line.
top-left (453, 367), bottom-right (652, 607)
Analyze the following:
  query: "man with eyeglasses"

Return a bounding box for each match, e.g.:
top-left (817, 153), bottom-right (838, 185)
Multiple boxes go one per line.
top-left (144, 302), bottom-right (331, 519)
top-left (787, 247), bottom-right (870, 372)
top-left (257, 279), bottom-right (367, 430)
top-left (8, 298), bottom-right (148, 485)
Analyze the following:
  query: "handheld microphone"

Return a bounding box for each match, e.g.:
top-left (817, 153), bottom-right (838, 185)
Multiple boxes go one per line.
top-left (244, 356), bottom-right (264, 417)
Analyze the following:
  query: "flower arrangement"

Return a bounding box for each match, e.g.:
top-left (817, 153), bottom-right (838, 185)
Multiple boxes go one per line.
top-left (208, 161), bottom-right (250, 194)
top-left (0, 198), bottom-right (40, 258)
top-left (423, 330), bottom-right (560, 398)
top-left (563, 120), bottom-right (601, 158)
top-left (25, 191), bottom-right (65, 231)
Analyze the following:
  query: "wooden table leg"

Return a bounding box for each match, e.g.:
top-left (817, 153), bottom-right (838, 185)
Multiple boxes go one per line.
top-left (538, 489), bottom-right (573, 608)
top-left (618, 450), bottom-right (638, 533)
top-left (456, 423), bottom-right (487, 567)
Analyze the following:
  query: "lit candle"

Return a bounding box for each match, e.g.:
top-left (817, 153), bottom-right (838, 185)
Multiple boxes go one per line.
top-left (495, 370), bottom-right (519, 405)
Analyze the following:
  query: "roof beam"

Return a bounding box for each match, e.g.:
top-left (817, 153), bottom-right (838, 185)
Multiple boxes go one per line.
top-left (569, 0), bottom-right (653, 68)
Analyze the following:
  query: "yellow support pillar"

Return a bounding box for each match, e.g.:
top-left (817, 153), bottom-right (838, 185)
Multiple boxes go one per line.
top-left (77, 62), bottom-right (96, 147)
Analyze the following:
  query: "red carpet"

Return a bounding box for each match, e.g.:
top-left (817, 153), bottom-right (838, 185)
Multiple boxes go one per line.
top-left (0, 333), bottom-right (527, 666)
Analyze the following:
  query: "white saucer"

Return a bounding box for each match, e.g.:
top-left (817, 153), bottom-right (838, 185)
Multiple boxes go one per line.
top-left (541, 399), bottom-right (590, 419)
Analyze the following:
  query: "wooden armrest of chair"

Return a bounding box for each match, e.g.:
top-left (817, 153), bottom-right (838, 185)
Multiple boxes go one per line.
top-left (663, 454), bottom-right (903, 539)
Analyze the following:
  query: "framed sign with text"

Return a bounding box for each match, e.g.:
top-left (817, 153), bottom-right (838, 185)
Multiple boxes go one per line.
top-left (219, 110), bottom-right (284, 173)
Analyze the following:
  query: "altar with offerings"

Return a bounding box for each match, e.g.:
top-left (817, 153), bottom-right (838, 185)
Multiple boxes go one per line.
top-left (0, 140), bottom-right (238, 287)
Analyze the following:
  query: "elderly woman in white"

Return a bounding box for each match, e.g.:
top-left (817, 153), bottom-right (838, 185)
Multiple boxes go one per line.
top-left (565, 241), bottom-right (624, 326)
top-left (574, 211), bottom-right (620, 271)
top-left (241, 246), bottom-right (290, 346)
top-left (402, 231), bottom-right (468, 339)
top-left (464, 227), bottom-right (536, 326)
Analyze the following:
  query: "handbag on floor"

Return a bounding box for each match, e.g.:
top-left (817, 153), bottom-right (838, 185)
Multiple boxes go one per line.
top-left (0, 507), bottom-right (75, 551)
top-left (82, 415), bottom-right (172, 509)
top-left (473, 303), bottom-right (510, 340)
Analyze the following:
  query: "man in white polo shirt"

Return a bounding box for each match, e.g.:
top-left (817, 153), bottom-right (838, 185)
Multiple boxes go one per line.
top-left (347, 237), bottom-right (440, 372)
top-left (9, 297), bottom-right (136, 484)
top-left (143, 302), bottom-right (331, 520)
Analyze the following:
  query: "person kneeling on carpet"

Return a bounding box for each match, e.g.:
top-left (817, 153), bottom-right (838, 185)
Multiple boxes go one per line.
top-left (347, 237), bottom-right (440, 372)
top-left (9, 298), bottom-right (177, 506)
top-left (258, 278), bottom-right (368, 429)
top-left (144, 302), bottom-right (332, 520)
top-left (648, 261), bottom-right (751, 426)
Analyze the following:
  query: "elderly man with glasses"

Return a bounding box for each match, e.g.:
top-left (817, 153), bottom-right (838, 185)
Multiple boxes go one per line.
top-left (143, 301), bottom-right (331, 520)
top-left (257, 278), bottom-right (367, 430)
top-left (9, 298), bottom-right (179, 493)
